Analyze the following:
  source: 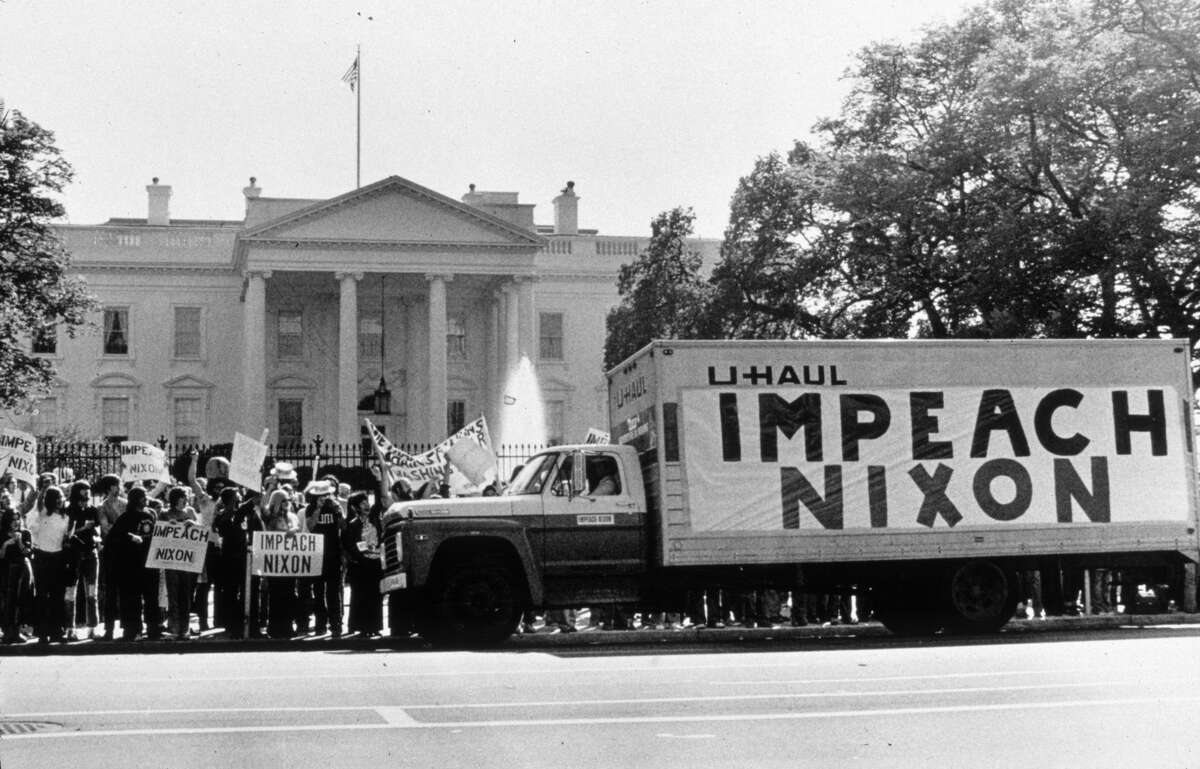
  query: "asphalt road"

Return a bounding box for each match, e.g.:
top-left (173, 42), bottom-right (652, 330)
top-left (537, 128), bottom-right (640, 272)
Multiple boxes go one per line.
top-left (3, 624), bottom-right (1200, 768)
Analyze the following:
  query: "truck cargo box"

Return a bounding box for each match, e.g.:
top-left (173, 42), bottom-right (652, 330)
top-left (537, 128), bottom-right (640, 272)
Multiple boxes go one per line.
top-left (607, 339), bottom-right (1200, 569)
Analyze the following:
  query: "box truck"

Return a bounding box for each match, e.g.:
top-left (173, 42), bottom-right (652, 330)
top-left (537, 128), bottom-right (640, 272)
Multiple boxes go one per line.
top-left (380, 339), bottom-right (1200, 646)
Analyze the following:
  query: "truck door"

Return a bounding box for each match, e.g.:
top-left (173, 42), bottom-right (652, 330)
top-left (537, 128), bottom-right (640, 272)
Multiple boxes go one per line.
top-left (540, 449), bottom-right (646, 581)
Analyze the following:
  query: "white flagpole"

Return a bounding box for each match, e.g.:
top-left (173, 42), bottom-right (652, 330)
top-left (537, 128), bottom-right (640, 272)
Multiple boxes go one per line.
top-left (356, 44), bottom-right (362, 189)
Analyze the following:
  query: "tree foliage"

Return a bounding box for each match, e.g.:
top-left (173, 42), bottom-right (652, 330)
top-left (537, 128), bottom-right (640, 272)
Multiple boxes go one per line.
top-left (704, 0), bottom-right (1200, 356)
top-left (0, 104), bottom-right (96, 410)
top-left (603, 207), bottom-right (713, 369)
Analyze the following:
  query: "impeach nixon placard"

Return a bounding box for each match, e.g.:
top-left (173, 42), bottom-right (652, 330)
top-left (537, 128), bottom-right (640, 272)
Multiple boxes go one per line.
top-left (0, 428), bottom-right (38, 487)
top-left (682, 385), bottom-right (1191, 531)
top-left (251, 531), bottom-right (324, 577)
top-left (145, 523), bottom-right (211, 573)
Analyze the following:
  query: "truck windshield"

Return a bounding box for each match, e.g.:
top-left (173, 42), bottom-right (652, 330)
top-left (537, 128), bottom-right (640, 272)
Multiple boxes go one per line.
top-left (504, 453), bottom-right (560, 495)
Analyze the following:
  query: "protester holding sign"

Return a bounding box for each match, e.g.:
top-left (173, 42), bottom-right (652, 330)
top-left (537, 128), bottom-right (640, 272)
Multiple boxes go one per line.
top-left (157, 487), bottom-right (199, 639)
top-left (0, 489), bottom-right (33, 644)
top-left (262, 488), bottom-right (299, 638)
top-left (27, 481), bottom-right (69, 644)
top-left (213, 486), bottom-right (262, 639)
top-left (94, 474), bottom-right (126, 641)
top-left (342, 491), bottom-right (382, 637)
top-left (186, 451), bottom-right (225, 632)
top-left (105, 486), bottom-right (159, 641)
top-left (63, 480), bottom-right (102, 641)
top-left (300, 479), bottom-right (345, 637)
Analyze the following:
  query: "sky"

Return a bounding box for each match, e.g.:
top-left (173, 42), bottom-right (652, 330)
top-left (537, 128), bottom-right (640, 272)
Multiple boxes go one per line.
top-left (1, 0), bottom-right (980, 239)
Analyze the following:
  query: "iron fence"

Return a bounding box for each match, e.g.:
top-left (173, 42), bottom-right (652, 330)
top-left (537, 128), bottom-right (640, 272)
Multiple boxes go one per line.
top-left (35, 439), bottom-right (547, 492)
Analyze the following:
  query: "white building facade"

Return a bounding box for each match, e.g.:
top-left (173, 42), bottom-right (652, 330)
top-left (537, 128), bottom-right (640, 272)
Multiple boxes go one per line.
top-left (19, 176), bottom-right (718, 449)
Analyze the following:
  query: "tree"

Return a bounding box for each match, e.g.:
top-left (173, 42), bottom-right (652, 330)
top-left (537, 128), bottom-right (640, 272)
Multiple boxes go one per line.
top-left (0, 104), bottom-right (96, 410)
top-left (603, 207), bottom-right (713, 369)
top-left (708, 0), bottom-right (1200, 357)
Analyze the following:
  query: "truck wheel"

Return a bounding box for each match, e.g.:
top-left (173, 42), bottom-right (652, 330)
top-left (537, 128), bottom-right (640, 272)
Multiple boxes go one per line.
top-left (873, 583), bottom-right (947, 637)
top-left (943, 560), bottom-right (1017, 634)
top-left (425, 558), bottom-right (522, 648)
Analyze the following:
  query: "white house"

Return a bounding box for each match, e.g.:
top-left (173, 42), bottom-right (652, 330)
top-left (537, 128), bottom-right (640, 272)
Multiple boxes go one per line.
top-left (16, 176), bottom-right (719, 449)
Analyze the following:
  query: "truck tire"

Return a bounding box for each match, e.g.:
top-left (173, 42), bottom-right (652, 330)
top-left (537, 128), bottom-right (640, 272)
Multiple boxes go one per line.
top-left (943, 560), bottom-right (1017, 634)
top-left (872, 577), bottom-right (948, 637)
top-left (424, 557), bottom-right (523, 648)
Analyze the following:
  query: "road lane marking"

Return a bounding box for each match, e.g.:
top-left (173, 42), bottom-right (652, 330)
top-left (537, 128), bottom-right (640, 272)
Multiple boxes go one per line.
top-left (711, 668), bottom-right (1098, 685)
top-left (97, 664), bottom-right (1096, 685)
top-left (375, 708), bottom-right (419, 726)
top-left (6, 695), bottom-right (1200, 740)
top-left (3, 678), bottom-right (1166, 719)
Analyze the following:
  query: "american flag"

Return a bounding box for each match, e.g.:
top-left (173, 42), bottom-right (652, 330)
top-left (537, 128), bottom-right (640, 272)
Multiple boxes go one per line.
top-left (341, 55), bottom-right (359, 92)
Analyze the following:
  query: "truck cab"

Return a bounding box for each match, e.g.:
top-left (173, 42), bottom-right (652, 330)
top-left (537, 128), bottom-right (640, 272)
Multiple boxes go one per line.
top-left (379, 443), bottom-right (647, 646)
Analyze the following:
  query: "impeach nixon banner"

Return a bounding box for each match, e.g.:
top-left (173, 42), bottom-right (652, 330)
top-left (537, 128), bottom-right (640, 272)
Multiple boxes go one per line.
top-left (120, 441), bottom-right (170, 484)
top-left (251, 531), bottom-right (324, 577)
top-left (0, 429), bottom-right (37, 487)
top-left (681, 386), bottom-right (1191, 532)
top-left (145, 522), bottom-right (211, 573)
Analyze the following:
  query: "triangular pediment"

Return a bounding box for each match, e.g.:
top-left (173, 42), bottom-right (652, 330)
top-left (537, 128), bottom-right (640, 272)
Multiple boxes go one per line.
top-left (239, 176), bottom-right (544, 247)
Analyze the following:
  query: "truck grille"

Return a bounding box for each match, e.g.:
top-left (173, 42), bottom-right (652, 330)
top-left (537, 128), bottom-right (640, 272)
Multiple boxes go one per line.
top-left (381, 532), bottom-right (402, 570)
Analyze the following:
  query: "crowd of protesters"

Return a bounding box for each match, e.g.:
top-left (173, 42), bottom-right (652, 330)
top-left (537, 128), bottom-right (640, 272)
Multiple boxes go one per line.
top-left (0, 452), bottom-right (397, 645)
top-left (0, 453), bottom-right (1187, 646)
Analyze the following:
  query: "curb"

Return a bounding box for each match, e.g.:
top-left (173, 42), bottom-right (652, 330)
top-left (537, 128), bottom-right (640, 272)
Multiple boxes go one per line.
top-left (3, 612), bottom-right (1197, 656)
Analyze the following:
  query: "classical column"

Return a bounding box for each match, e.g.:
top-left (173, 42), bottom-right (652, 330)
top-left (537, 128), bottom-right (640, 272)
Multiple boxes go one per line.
top-left (504, 280), bottom-right (519, 371)
top-left (242, 270), bottom-right (271, 433)
top-left (486, 290), bottom-right (501, 426)
top-left (426, 274), bottom-right (451, 442)
top-left (336, 271), bottom-right (363, 445)
top-left (516, 275), bottom-right (536, 362)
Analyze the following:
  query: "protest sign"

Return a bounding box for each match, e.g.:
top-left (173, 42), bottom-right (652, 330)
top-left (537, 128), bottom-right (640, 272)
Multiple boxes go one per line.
top-left (251, 531), bottom-right (324, 577)
top-left (584, 428), bottom-right (611, 444)
top-left (120, 441), bottom-right (170, 484)
top-left (230, 432), bottom-right (269, 491)
top-left (145, 522), bottom-right (210, 573)
top-left (0, 429), bottom-right (37, 487)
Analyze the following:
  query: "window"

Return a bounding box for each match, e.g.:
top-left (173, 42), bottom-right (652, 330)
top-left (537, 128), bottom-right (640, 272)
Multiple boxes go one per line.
top-left (173, 396), bottom-right (203, 447)
top-left (103, 308), bottom-right (129, 355)
top-left (359, 312), bottom-right (382, 359)
top-left (173, 307), bottom-right (202, 358)
top-left (277, 312), bottom-right (303, 359)
top-left (278, 399), bottom-right (303, 445)
top-left (545, 399), bottom-right (565, 445)
top-left (446, 399), bottom-right (466, 435)
top-left (447, 316), bottom-right (467, 360)
top-left (101, 396), bottom-right (130, 443)
top-left (32, 397), bottom-right (58, 438)
top-left (539, 312), bottom-right (564, 361)
top-left (32, 325), bottom-right (57, 355)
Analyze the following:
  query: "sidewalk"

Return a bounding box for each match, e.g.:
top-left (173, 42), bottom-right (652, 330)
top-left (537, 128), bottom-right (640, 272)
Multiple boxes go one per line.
top-left (4, 612), bottom-right (1198, 655)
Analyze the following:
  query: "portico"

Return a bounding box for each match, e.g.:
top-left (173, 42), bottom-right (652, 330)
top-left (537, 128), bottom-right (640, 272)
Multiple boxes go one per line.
top-left (235, 176), bottom-right (544, 445)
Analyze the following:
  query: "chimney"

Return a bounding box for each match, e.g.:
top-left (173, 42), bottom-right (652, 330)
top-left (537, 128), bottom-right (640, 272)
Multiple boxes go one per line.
top-left (243, 176), bottom-right (262, 200)
top-left (461, 183), bottom-right (484, 207)
top-left (552, 180), bottom-right (578, 235)
top-left (243, 176), bottom-right (262, 216)
top-left (146, 177), bottom-right (171, 226)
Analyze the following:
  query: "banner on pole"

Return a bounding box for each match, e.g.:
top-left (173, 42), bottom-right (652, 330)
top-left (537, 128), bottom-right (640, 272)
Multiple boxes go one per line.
top-left (230, 432), bottom-right (269, 492)
top-left (251, 531), bottom-right (324, 577)
top-left (0, 429), bottom-right (38, 487)
top-left (366, 416), bottom-right (497, 494)
top-left (145, 522), bottom-right (210, 573)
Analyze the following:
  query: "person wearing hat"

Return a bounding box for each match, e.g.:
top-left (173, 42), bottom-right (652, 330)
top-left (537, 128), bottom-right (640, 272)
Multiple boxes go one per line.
top-left (299, 479), bottom-right (346, 637)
